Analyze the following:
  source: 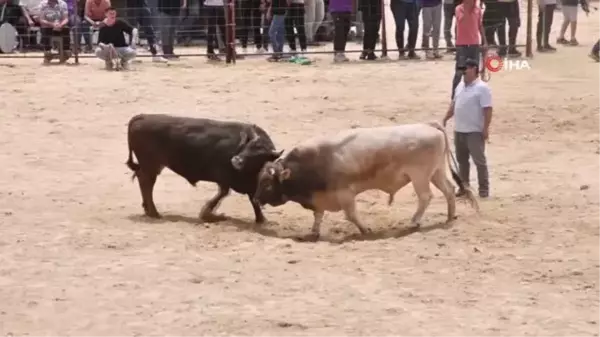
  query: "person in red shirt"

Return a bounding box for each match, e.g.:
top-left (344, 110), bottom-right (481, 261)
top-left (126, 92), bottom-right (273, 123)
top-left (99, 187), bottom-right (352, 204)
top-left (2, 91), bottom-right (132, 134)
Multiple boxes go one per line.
top-left (451, 0), bottom-right (486, 99)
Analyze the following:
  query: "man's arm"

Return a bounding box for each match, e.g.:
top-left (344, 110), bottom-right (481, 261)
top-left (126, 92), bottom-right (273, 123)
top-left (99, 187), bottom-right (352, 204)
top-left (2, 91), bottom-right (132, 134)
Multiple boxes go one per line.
top-left (483, 107), bottom-right (492, 135)
top-left (84, 0), bottom-right (96, 24)
top-left (58, 2), bottom-right (69, 28)
top-left (478, 9), bottom-right (487, 46)
top-left (20, 6), bottom-right (34, 24)
top-left (443, 101), bottom-right (455, 126)
top-left (479, 85), bottom-right (493, 138)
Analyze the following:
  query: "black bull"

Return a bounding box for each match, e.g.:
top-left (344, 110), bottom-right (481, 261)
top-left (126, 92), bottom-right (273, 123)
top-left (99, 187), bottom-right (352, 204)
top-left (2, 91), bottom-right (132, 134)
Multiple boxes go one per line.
top-left (125, 114), bottom-right (282, 223)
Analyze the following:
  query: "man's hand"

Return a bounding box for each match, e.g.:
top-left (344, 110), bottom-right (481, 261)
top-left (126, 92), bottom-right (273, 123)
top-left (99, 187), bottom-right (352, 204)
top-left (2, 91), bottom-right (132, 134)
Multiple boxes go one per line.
top-left (483, 128), bottom-right (489, 141)
top-left (27, 18), bottom-right (34, 26)
top-left (52, 21), bottom-right (61, 30)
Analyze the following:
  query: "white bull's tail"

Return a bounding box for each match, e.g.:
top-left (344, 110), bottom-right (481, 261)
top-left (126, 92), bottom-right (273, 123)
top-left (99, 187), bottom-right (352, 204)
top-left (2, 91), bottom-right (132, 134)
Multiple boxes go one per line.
top-left (427, 121), bottom-right (480, 212)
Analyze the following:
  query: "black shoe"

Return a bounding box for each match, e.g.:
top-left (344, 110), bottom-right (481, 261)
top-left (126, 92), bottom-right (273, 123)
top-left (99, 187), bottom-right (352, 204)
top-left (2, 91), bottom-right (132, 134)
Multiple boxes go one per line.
top-left (365, 52), bottom-right (378, 60)
top-left (407, 52), bottom-right (420, 60)
top-left (543, 44), bottom-right (557, 52)
top-left (479, 190), bottom-right (489, 198)
top-left (508, 49), bottom-right (522, 57)
top-left (359, 51), bottom-right (368, 60)
top-left (456, 189), bottom-right (466, 197)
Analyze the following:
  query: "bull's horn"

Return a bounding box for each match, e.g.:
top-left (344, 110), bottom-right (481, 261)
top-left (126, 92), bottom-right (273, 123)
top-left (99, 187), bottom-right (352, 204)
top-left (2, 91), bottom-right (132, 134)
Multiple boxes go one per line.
top-left (249, 125), bottom-right (259, 140)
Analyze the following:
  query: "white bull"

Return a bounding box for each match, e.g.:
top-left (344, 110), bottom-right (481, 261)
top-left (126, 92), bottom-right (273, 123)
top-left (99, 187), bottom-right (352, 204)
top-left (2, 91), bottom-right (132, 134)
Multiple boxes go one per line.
top-left (254, 122), bottom-right (480, 239)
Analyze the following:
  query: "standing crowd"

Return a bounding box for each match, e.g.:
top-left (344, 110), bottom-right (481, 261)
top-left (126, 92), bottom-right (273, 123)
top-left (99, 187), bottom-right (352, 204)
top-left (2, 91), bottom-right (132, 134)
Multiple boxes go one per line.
top-left (1, 0), bottom-right (597, 64)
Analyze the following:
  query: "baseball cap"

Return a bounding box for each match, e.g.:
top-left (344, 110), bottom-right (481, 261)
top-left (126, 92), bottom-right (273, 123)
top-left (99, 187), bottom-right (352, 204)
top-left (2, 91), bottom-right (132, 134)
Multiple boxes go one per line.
top-left (457, 58), bottom-right (479, 70)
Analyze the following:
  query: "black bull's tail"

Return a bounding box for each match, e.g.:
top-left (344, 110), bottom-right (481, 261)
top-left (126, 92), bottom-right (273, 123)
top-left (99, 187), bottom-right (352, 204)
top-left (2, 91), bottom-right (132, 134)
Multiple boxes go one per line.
top-left (126, 119), bottom-right (140, 182)
top-left (427, 122), bottom-right (480, 212)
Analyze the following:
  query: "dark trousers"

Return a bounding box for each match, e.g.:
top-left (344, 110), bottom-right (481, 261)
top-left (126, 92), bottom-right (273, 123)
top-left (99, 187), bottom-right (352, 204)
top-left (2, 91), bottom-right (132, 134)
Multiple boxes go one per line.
top-left (41, 27), bottom-right (71, 51)
top-left (454, 132), bottom-right (489, 194)
top-left (262, 15), bottom-right (272, 50)
top-left (451, 44), bottom-right (479, 98)
top-left (593, 39), bottom-right (600, 55)
top-left (443, 2), bottom-right (456, 45)
top-left (285, 3), bottom-right (307, 51)
top-left (390, 0), bottom-right (419, 54)
top-left (536, 4), bottom-right (555, 47)
top-left (332, 11), bottom-right (351, 52)
top-left (238, 0), bottom-right (263, 48)
top-left (497, 0), bottom-right (520, 52)
top-left (205, 6), bottom-right (226, 53)
top-left (482, 1), bottom-right (502, 46)
top-left (126, 0), bottom-right (158, 54)
top-left (360, 0), bottom-right (382, 51)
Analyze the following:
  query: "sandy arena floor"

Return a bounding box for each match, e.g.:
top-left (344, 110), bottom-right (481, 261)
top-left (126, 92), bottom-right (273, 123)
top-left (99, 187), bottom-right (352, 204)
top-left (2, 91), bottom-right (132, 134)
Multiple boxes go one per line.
top-left (0, 5), bottom-right (599, 335)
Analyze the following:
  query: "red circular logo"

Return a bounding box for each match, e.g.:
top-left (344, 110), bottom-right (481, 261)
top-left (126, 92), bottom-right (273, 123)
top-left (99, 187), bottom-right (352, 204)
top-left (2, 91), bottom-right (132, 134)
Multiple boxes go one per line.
top-left (485, 55), bottom-right (503, 72)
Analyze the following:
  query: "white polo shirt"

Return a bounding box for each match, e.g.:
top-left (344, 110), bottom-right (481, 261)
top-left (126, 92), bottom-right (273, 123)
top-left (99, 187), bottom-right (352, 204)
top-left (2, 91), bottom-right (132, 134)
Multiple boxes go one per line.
top-left (453, 78), bottom-right (492, 133)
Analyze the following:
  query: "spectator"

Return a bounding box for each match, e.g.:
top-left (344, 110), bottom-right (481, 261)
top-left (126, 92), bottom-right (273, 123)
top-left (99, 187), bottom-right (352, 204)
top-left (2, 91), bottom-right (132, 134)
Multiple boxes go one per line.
top-left (443, 58), bottom-right (493, 198)
top-left (536, 0), bottom-right (556, 52)
top-left (390, 0), bottom-right (419, 59)
top-left (261, 0), bottom-right (271, 51)
top-left (0, 0), bottom-right (35, 51)
top-left (37, 0), bottom-right (71, 62)
top-left (497, 0), bottom-right (521, 56)
top-left (359, 0), bottom-right (381, 60)
top-left (238, 0), bottom-right (264, 53)
top-left (285, 0), bottom-right (307, 55)
top-left (95, 7), bottom-right (136, 69)
top-left (443, 0), bottom-right (458, 51)
top-left (304, 0), bottom-right (324, 45)
top-left (330, 0), bottom-right (352, 62)
top-left (451, 0), bottom-right (486, 98)
top-left (482, 0), bottom-right (501, 47)
top-left (556, 0), bottom-right (588, 45)
top-left (267, 0), bottom-right (286, 61)
top-left (126, 0), bottom-right (168, 62)
top-left (204, 0), bottom-right (225, 60)
top-left (82, 0), bottom-right (110, 52)
top-left (158, 0), bottom-right (185, 59)
top-left (590, 38), bottom-right (599, 62)
top-left (421, 0), bottom-right (443, 59)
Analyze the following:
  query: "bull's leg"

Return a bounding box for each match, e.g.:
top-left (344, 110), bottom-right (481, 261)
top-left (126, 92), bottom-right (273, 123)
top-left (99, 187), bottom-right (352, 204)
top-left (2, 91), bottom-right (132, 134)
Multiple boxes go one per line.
top-left (409, 176), bottom-right (434, 227)
top-left (199, 185), bottom-right (230, 222)
top-left (137, 170), bottom-right (160, 218)
top-left (342, 199), bottom-right (370, 235)
top-left (307, 210), bottom-right (325, 240)
top-left (247, 195), bottom-right (266, 224)
top-left (431, 169), bottom-right (457, 223)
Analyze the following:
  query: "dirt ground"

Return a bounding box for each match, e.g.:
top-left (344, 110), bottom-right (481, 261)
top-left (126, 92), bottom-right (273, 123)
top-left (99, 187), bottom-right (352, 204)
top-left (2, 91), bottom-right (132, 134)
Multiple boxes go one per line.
top-left (1, 4), bottom-right (599, 335)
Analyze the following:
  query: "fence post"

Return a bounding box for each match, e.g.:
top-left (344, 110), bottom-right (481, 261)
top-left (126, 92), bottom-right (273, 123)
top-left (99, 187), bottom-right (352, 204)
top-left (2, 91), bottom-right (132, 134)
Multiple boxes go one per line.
top-left (224, 0), bottom-right (236, 64)
top-left (380, 0), bottom-right (388, 59)
top-left (73, 0), bottom-right (80, 64)
top-left (526, 0), bottom-right (533, 57)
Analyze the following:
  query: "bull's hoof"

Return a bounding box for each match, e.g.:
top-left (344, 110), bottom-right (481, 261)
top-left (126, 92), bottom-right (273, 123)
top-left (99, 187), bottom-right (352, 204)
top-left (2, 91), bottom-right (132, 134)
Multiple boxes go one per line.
top-left (359, 227), bottom-right (372, 235)
top-left (296, 232), bottom-right (320, 242)
top-left (255, 217), bottom-right (266, 225)
top-left (200, 212), bottom-right (227, 223)
top-left (144, 211), bottom-right (161, 218)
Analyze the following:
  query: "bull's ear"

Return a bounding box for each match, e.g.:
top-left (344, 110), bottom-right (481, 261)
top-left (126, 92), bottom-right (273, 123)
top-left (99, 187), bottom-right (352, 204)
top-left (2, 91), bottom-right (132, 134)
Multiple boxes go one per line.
top-left (278, 168), bottom-right (291, 182)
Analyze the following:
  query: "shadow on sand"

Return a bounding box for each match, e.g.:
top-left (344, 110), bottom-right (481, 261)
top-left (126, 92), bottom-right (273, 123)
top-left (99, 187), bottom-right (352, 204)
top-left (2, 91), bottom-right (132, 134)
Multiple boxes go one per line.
top-left (127, 213), bottom-right (454, 244)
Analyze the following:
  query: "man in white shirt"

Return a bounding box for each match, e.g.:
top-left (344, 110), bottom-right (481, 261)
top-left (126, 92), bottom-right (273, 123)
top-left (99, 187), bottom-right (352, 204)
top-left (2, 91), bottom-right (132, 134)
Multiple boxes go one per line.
top-left (443, 58), bottom-right (493, 198)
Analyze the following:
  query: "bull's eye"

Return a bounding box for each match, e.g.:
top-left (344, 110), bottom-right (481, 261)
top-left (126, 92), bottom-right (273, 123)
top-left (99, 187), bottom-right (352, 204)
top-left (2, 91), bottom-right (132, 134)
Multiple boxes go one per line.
top-left (265, 185), bottom-right (272, 191)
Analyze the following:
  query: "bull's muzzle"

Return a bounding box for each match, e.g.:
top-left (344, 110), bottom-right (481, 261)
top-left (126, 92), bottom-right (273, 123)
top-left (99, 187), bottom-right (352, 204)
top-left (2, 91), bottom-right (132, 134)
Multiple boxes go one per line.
top-left (231, 156), bottom-right (244, 170)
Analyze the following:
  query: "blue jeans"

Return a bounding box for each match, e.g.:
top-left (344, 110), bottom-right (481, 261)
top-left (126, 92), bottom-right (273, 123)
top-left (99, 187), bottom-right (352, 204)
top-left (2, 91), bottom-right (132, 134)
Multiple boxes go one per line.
top-left (69, 14), bottom-right (92, 48)
top-left (268, 14), bottom-right (286, 53)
